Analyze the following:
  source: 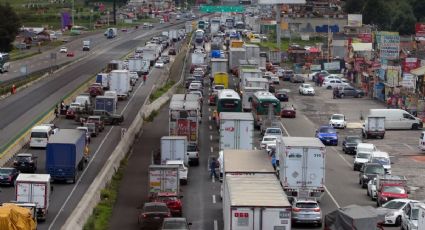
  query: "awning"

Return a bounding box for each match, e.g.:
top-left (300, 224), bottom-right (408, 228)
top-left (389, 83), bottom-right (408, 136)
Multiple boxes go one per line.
top-left (411, 66), bottom-right (425, 76)
top-left (308, 47), bottom-right (320, 53)
top-left (352, 43), bottom-right (373, 52)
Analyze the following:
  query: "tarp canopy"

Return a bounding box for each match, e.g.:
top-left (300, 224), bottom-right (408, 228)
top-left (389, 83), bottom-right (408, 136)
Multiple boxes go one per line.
top-left (0, 204), bottom-right (36, 230)
top-left (352, 43), bottom-right (373, 52)
top-left (411, 66), bottom-right (425, 76)
top-left (325, 205), bottom-right (386, 230)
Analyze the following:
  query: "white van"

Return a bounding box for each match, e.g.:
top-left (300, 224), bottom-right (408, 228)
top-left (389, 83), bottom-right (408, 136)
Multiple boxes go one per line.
top-left (369, 109), bottom-right (422, 130)
top-left (369, 151), bottom-right (391, 174)
top-left (29, 125), bottom-right (53, 148)
top-left (353, 143), bottom-right (376, 171)
top-left (75, 95), bottom-right (91, 107)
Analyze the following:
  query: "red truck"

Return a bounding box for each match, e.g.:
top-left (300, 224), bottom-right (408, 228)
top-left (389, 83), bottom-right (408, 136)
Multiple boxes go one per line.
top-left (376, 175), bottom-right (408, 207)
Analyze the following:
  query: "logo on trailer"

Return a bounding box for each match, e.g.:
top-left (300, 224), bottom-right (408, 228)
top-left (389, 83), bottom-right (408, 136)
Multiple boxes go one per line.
top-left (225, 127), bottom-right (235, 132)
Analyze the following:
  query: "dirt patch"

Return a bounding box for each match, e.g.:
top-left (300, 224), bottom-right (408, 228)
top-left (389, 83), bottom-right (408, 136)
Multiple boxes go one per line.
top-left (410, 155), bottom-right (425, 162)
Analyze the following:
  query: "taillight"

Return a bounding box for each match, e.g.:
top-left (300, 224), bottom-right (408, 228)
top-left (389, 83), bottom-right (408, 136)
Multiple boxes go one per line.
top-left (143, 214), bottom-right (147, 218)
top-left (292, 207), bottom-right (301, 212)
top-left (313, 208), bottom-right (321, 212)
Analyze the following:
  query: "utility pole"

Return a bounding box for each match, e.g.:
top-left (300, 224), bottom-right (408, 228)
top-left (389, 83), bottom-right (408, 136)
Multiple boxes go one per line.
top-left (275, 5), bottom-right (281, 49)
top-left (113, 0), bottom-right (117, 25)
top-left (72, 0), bottom-right (75, 26)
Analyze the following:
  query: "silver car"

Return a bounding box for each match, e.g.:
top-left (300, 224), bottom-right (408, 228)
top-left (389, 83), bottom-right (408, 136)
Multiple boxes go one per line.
top-left (291, 199), bottom-right (322, 227)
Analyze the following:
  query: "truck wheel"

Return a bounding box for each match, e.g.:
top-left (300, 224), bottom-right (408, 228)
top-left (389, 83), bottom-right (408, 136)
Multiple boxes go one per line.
top-left (412, 124), bottom-right (419, 130)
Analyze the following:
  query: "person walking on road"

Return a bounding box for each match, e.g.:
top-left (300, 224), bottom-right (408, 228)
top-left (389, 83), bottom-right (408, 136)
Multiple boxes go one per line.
top-left (210, 157), bottom-right (218, 179)
top-left (143, 75), bottom-right (147, 83)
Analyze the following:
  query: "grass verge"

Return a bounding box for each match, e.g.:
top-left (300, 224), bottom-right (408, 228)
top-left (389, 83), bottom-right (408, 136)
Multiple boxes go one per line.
top-left (144, 109), bottom-right (158, 122)
top-left (9, 50), bottom-right (41, 61)
top-left (256, 37), bottom-right (325, 51)
top-left (83, 157), bottom-right (128, 230)
top-left (149, 80), bottom-right (175, 102)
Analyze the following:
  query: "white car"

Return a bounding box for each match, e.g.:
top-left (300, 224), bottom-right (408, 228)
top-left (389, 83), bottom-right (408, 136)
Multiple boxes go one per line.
top-left (271, 76), bottom-right (280, 84)
top-left (401, 201), bottom-right (421, 230)
top-left (166, 160), bottom-right (188, 185)
top-left (154, 60), bottom-right (165, 68)
top-left (377, 199), bottom-right (419, 226)
top-left (329, 114), bottom-right (347, 129)
top-left (264, 127), bottom-right (283, 138)
top-left (261, 135), bottom-right (277, 149)
top-left (188, 82), bottom-right (202, 91)
top-left (324, 74), bottom-right (341, 81)
top-left (322, 79), bottom-right (348, 89)
top-left (367, 178), bottom-right (377, 200)
top-left (59, 47), bottom-right (68, 53)
top-left (299, 83), bottom-right (315, 95)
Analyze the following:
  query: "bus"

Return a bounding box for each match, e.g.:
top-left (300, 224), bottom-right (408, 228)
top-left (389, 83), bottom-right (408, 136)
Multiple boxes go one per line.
top-left (251, 91), bottom-right (281, 129)
top-left (214, 89), bottom-right (242, 124)
top-left (241, 78), bottom-right (269, 111)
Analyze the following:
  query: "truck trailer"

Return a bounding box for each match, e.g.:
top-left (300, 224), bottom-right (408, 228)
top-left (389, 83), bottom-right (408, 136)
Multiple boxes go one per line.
top-left (109, 70), bottom-right (131, 100)
top-left (160, 136), bottom-right (188, 165)
top-left (219, 112), bottom-right (254, 151)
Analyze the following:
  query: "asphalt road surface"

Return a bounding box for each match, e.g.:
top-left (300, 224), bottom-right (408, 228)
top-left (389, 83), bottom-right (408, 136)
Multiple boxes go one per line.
top-left (0, 26), bottom-right (185, 230)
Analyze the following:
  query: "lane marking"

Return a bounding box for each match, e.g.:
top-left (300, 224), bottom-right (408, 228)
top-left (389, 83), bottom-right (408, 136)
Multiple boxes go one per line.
top-left (208, 108), bottom-right (211, 112)
top-left (214, 220), bottom-right (218, 230)
top-left (209, 125), bottom-right (212, 130)
top-left (403, 143), bottom-right (416, 151)
top-left (212, 195), bottom-right (216, 204)
top-left (210, 135), bottom-right (213, 141)
top-left (48, 127), bottom-right (115, 230)
top-left (331, 146), bottom-right (352, 168)
top-left (121, 76), bottom-right (146, 115)
top-left (324, 185), bottom-right (340, 208)
top-left (212, 175), bottom-right (215, 183)
top-left (210, 146), bottom-right (213, 153)
top-left (209, 116), bottom-right (211, 121)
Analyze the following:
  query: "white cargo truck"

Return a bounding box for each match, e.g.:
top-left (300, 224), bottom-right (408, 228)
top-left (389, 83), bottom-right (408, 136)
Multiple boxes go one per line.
top-left (109, 70), bottom-right (131, 100)
top-left (169, 94), bottom-right (200, 144)
top-left (278, 137), bottom-right (326, 201)
top-left (239, 68), bottom-right (263, 88)
top-left (211, 58), bottom-right (228, 78)
top-left (191, 52), bottom-right (205, 66)
top-left (243, 44), bottom-right (260, 67)
top-left (362, 116), bottom-right (385, 139)
top-left (169, 29), bottom-right (178, 41)
top-left (128, 58), bottom-right (143, 74)
top-left (148, 165), bottom-right (180, 199)
top-left (82, 40), bottom-right (90, 51)
top-left (161, 136), bottom-right (188, 165)
top-left (220, 112), bottom-right (254, 151)
top-left (142, 44), bottom-right (161, 66)
top-left (229, 47), bottom-right (246, 70)
top-left (223, 174), bottom-right (292, 230)
top-left (268, 49), bottom-right (281, 64)
top-left (185, 21), bottom-right (193, 33)
top-left (15, 173), bottom-right (51, 220)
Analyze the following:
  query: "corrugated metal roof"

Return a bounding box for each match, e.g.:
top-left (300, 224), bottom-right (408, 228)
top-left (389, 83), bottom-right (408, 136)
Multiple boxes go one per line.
top-left (223, 149), bottom-right (274, 173)
top-left (282, 137), bottom-right (325, 148)
top-left (226, 174), bottom-right (291, 207)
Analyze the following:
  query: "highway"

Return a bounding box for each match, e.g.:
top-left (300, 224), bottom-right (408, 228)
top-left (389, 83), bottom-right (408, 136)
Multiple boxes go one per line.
top-left (0, 21), bottom-right (187, 229)
top-left (109, 40), bottom-right (424, 229)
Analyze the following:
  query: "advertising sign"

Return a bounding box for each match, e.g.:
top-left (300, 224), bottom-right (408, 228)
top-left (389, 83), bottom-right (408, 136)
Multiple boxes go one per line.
top-left (149, 166), bottom-right (179, 195)
top-left (401, 73), bottom-right (416, 89)
top-left (402, 58), bottom-right (419, 73)
top-left (347, 14), bottom-right (362, 27)
top-left (376, 32), bottom-right (400, 60)
top-left (357, 33), bottom-right (372, 43)
top-left (258, 0), bottom-right (306, 4)
top-left (324, 61), bottom-right (340, 71)
top-left (177, 119), bottom-right (190, 138)
top-left (416, 23), bottom-right (425, 37)
top-left (386, 66), bottom-right (400, 87)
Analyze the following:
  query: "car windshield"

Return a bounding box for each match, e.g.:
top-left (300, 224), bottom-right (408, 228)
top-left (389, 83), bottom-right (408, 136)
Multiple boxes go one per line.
top-left (319, 127), bottom-right (336, 133)
top-left (162, 221), bottom-right (188, 229)
top-left (357, 153), bottom-right (370, 159)
top-left (283, 105), bottom-right (294, 110)
top-left (266, 129), bottom-right (281, 134)
top-left (331, 115), bottom-right (344, 120)
top-left (17, 156), bottom-right (31, 162)
top-left (31, 132), bottom-right (48, 138)
top-left (143, 204), bottom-right (168, 213)
top-left (365, 165), bottom-right (385, 174)
top-left (263, 137), bottom-right (276, 142)
top-left (0, 168), bottom-right (13, 175)
top-left (303, 84), bottom-right (312, 88)
top-left (347, 136), bottom-right (362, 143)
top-left (371, 157), bottom-right (390, 165)
top-left (382, 200), bottom-right (406, 209)
top-left (296, 202), bottom-right (318, 208)
top-left (383, 186), bottom-right (406, 194)
top-left (187, 145), bottom-right (197, 151)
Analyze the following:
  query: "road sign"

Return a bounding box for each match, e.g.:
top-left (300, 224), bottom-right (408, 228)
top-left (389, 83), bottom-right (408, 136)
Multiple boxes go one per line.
top-left (199, 5), bottom-right (245, 13)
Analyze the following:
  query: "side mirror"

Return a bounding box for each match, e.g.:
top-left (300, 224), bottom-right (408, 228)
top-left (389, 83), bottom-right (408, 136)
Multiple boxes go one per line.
top-left (188, 223), bottom-right (193, 226)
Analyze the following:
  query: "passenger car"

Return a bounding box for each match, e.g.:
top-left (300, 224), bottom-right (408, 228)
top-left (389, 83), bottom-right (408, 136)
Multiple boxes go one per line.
top-left (315, 126), bottom-right (338, 146)
top-left (264, 127), bottom-right (283, 137)
top-left (0, 167), bottom-right (19, 186)
top-left (359, 163), bottom-right (385, 188)
top-left (367, 177), bottom-right (377, 200)
top-left (342, 135), bottom-right (362, 154)
top-left (271, 75), bottom-right (280, 84)
top-left (161, 217), bottom-right (192, 230)
top-left (377, 199), bottom-right (418, 226)
top-left (322, 79), bottom-right (347, 89)
top-left (337, 86), bottom-right (364, 98)
top-left (329, 113), bottom-right (347, 129)
top-left (155, 60), bottom-right (165, 68)
top-left (166, 160), bottom-right (188, 185)
top-left (260, 135), bottom-right (277, 149)
top-left (299, 83), bottom-right (315, 95)
top-left (401, 201), bottom-right (421, 230)
top-left (66, 51), bottom-right (75, 57)
top-left (153, 193), bottom-right (183, 217)
top-left (377, 184), bottom-right (408, 207)
top-left (281, 104), bottom-right (296, 118)
top-left (275, 89), bottom-right (289, 102)
top-left (13, 153), bottom-right (37, 173)
top-left (282, 70), bottom-right (294, 81)
top-left (291, 199), bottom-right (322, 227)
top-left (138, 202), bottom-right (171, 229)
top-left (187, 143), bottom-right (199, 166)
top-left (290, 74), bottom-right (305, 83)
top-left (59, 46), bottom-right (67, 53)
top-left (159, 56), bottom-right (170, 64)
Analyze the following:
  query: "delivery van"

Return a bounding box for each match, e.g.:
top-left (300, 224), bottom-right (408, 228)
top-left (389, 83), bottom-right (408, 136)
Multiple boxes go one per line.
top-left (30, 125), bottom-right (53, 148)
top-left (353, 143), bottom-right (376, 171)
top-left (368, 109), bottom-right (422, 130)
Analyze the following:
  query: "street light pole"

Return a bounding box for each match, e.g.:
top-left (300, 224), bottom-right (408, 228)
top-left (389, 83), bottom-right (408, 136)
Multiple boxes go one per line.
top-left (72, 0), bottom-right (75, 26)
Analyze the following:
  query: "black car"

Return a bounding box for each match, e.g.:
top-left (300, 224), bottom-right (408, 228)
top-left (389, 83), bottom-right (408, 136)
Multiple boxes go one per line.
top-left (168, 48), bottom-right (176, 55)
top-left (138, 202), bottom-right (171, 229)
top-left (0, 167), bottom-right (19, 186)
top-left (275, 89), bottom-right (289, 102)
top-left (269, 84), bottom-right (276, 93)
top-left (13, 153), bottom-right (37, 173)
top-left (337, 86), bottom-right (365, 98)
top-left (342, 135), bottom-right (362, 154)
top-left (359, 163), bottom-right (385, 188)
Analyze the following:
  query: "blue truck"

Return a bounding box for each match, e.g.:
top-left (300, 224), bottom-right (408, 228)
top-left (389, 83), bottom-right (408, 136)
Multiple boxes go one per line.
top-left (45, 129), bottom-right (86, 183)
top-left (104, 28), bottom-right (117, 39)
top-left (95, 96), bottom-right (116, 113)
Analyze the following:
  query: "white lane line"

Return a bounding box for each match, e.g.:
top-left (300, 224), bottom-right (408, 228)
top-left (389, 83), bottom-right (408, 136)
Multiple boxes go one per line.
top-left (212, 175), bottom-right (215, 183)
top-left (210, 146), bottom-right (213, 153)
top-left (214, 220), bottom-right (218, 230)
top-left (209, 116), bottom-right (211, 121)
top-left (331, 146), bottom-right (352, 168)
top-left (324, 185), bottom-right (340, 208)
top-left (403, 143), bottom-right (416, 151)
top-left (212, 195), bottom-right (216, 204)
top-left (208, 108), bottom-right (211, 112)
top-left (210, 135), bottom-right (213, 141)
top-left (48, 127), bottom-right (115, 230)
top-left (279, 121), bottom-right (291, 137)
top-left (209, 125), bottom-right (212, 130)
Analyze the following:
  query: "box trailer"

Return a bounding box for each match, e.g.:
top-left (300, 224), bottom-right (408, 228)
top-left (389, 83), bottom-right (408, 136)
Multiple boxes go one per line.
top-left (211, 58), bottom-right (228, 78)
top-left (169, 94), bottom-right (200, 144)
top-left (243, 44), bottom-right (260, 67)
top-left (269, 49), bottom-right (281, 65)
top-left (96, 73), bottom-right (109, 89)
top-left (109, 70), bottom-right (131, 100)
top-left (229, 47), bottom-right (246, 70)
top-left (219, 112), bottom-right (254, 151)
top-left (148, 165), bottom-right (180, 199)
top-left (223, 174), bottom-right (292, 230)
top-left (161, 136), bottom-right (188, 165)
top-left (128, 58), bottom-right (143, 74)
top-left (95, 96), bottom-right (117, 113)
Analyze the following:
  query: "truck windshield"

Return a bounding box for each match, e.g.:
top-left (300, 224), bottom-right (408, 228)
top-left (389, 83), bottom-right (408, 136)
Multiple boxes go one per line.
top-left (382, 186), bottom-right (406, 194)
top-left (365, 165), bottom-right (384, 174)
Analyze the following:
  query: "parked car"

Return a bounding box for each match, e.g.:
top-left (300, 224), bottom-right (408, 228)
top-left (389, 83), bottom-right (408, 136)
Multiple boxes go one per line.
top-left (342, 135), bottom-right (362, 154)
top-left (66, 51), bottom-right (75, 57)
top-left (153, 193), bottom-right (183, 217)
top-left (359, 163), bottom-right (385, 188)
top-left (290, 74), bottom-right (305, 83)
top-left (315, 125), bottom-right (338, 146)
top-left (59, 46), bottom-right (68, 53)
top-left (159, 56), bottom-right (170, 64)
top-left (275, 89), bottom-right (289, 102)
top-left (337, 86), bottom-right (365, 98)
top-left (281, 104), bottom-right (296, 118)
top-left (155, 60), bottom-right (165, 68)
top-left (378, 199), bottom-right (419, 226)
top-left (367, 177), bottom-right (377, 200)
top-left (161, 217), bottom-right (192, 230)
top-left (299, 83), bottom-right (315, 95)
top-left (260, 135), bottom-right (277, 149)
top-left (322, 79), bottom-right (348, 89)
top-left (291, 199), bottom-right (322, 227)
top-left (0, 167), bottom-right (19, 186)
top-left (13, 153), bottom-right (37, 173)
top-left (138, 202), bottom-right (171, 229)
top-left (329, 113), bottom-right (347, 129)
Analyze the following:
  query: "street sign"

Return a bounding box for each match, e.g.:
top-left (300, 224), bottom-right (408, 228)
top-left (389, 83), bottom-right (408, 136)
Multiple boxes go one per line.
top-left (199, 5), bottom-right (245, 13)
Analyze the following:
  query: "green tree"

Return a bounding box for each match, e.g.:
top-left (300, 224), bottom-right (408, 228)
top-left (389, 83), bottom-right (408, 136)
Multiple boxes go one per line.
top-left (390, 1), bottom-right (416, 34)
top-left (412, 0), bottom-right (425, 22)
top-left (0, 3), bottom-right (21, 52)
top-left (362, 0), bottom-right (391, 30)
top-left (343, 0), bottom-right (366, 13)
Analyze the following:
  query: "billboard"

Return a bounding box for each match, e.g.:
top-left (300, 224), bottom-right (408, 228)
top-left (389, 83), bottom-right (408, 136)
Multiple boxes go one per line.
top-left (376, 32), bottom-right (400, 60)
top-left (416, 23), bottom-right (425, 37)
top-left (258, 0), bottom-right (306, 4)
top-left (348, 14), bottom-right (362, 27)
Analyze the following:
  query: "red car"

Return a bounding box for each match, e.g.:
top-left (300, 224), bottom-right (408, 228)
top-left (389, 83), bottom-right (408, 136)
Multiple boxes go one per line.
top-left (66, 108), bottom-right (76, 119)
top-left (89, 83), bottom-right (103, 97)
top-left (67, 51), bottom-right (75, 57)
top-left (281, 104), bottom-right (296, 118)
top-left (208, 92), bottom-right (218, 106)
top-left (152, 192), bottom-right (183, 217)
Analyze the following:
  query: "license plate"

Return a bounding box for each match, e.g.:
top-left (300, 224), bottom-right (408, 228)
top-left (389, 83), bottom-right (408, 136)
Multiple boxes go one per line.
top-left (154, 217), bottom-right (160, 220)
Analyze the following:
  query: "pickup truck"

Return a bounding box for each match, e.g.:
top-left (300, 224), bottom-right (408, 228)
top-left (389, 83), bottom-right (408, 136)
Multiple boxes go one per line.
top-left (76, 110), bottom-right (124, 125)
top-left (376, 175), bottom-right (408, 207)
top-left (87, 115), bottom-right (105, 132)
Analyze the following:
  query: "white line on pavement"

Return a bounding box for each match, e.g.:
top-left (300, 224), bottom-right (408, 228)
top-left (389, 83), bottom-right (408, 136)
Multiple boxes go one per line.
top-left (212, 195), bottom-right (216, 204)
top-left (212, 175), bottom-right (215, 183)
top-left (208, 108), bottom-right (211, 112)
top-left (324, 186), bottom-right (340, 208)
top-left (403, 143), bottom-right (416, 151)
top-left (331, 146), bottom-right (352, 168)
top-left (210, 135), bottom-right (213, 141)
top-left (209, 116), bottom-right (211, 121)
top-left (209, 125), bottom-right (212, 130)
top-left (210, 146), bottom-right (213, 153)
top-left (121, 77), bottom-right (145, 115)
top-left (48, 127), bottom-right (115, 230)
top-left (214, 220), bottom-right (218, 230)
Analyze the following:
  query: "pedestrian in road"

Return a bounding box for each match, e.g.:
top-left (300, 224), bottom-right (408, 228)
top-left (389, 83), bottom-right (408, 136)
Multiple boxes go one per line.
top-left (271, 153), bottom-right (277, 171)
top-left (210, 157), bottom-right (218, 179)
top-left (143, 75), bottom-right (147, 83)
top-left (54, 105), bottom-right (59, 118)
